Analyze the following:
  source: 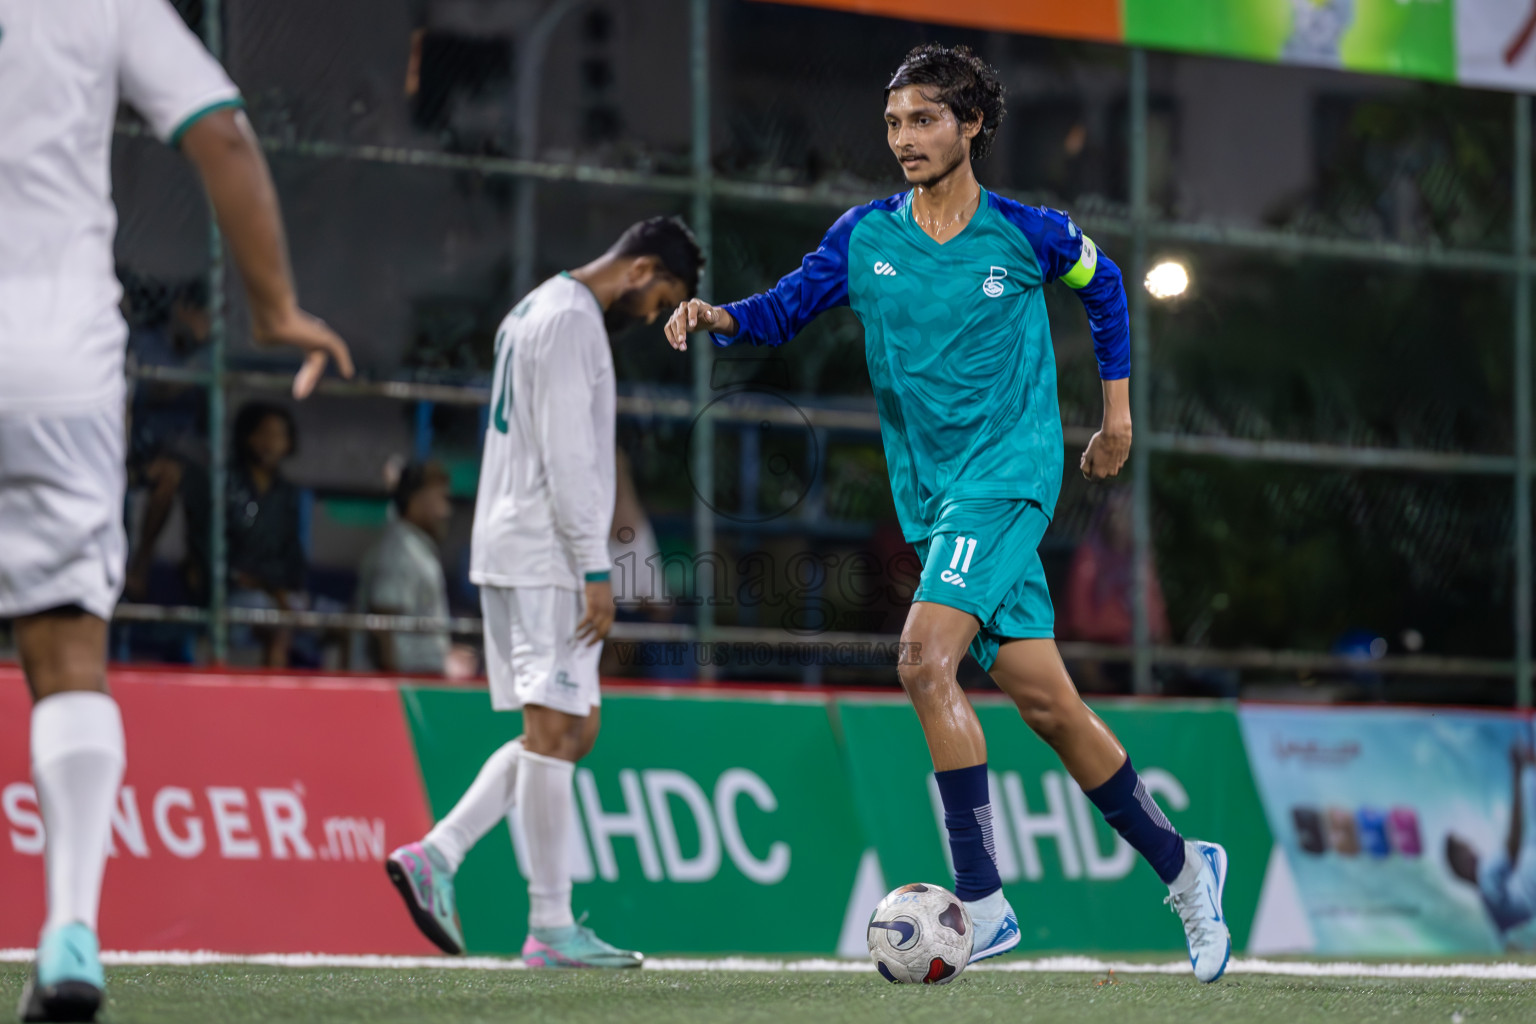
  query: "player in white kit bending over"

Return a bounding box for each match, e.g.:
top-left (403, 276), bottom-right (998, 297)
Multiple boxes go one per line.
top-left (0, 2), bottom-right (352, 1020)
top-left (387, 218), bottom-right (700, 967)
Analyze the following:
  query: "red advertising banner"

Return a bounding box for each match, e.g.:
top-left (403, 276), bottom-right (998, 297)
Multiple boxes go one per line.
top-left (755, 0), bottom-right (1123, 44)
top-left (1, 668), bottom-right (436, 954)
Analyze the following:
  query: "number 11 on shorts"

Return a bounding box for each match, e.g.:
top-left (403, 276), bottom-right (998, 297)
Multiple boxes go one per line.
top-left (940, 535), bottom-right (977, 587)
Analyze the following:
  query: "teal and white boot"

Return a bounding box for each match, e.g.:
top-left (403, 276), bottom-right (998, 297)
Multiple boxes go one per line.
top-left (522, 918), bottom-right (643, 969)
top-left (385, 841), bottom-right (466, 955)
top-left (18, 922), bottom-right (104, 1023)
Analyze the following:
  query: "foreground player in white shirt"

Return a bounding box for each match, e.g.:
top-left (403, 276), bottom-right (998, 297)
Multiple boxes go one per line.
top-left (0, 2), bottom-right (352, 1019)
top-left (387, 218), bottom-right (700, 967)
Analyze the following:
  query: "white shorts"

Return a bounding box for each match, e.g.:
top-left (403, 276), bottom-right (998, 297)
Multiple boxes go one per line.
top-left (480, 585), bottom-right (601, 716)
top-left (0, 409), bottom-right (126, 621)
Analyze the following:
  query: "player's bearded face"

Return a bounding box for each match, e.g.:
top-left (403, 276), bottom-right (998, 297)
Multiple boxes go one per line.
top-left (606, 271), bottom-right (688, 336)
top-left (886, 87), bottom-right (970, 186)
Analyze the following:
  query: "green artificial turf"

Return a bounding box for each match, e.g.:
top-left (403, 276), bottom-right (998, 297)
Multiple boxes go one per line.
top-left (3, 963), bottom-right (1531, 1024)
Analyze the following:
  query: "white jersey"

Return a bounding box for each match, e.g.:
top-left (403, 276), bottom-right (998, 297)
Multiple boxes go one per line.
top-left (0, 0), bottom-right (240, 415)
top-left (471, 274), bottom-right (616, 591)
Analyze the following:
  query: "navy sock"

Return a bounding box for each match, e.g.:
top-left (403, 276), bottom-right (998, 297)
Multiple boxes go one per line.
top-left (933, 763), bottom-right (1002, 902)
top-left (1084, 757), bottom-right (1186, 884)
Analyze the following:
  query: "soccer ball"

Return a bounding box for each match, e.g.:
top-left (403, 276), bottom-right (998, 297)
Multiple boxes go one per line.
top-left (866, 882), bottom-right (973, 984)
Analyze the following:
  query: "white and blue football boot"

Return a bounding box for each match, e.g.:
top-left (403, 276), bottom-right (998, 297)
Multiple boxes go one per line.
top-left (18, 922), bottom-right (104, 1022)
top-left (1166, 839), bottom-right (1231, 983)
top-left (964, 891), bottom-right (1021, 964)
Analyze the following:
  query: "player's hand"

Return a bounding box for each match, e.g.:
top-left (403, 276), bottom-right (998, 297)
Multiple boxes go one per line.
top-left (251, 305), bottom-right (356, 400)
top-left (1080, 417), bottom-right (1132, 480)
top-left (664, 299), bottom-right (736, 351)
top-left (574, 578), bottom-right (616, 647)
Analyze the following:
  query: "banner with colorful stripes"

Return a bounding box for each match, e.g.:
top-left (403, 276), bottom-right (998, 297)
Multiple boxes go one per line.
top-left (761, 0), bottom-right (1536, 93)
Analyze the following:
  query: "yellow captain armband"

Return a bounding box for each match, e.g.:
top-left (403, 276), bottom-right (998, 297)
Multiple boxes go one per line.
top-left (1062, 235), bottom-right (1099, 289)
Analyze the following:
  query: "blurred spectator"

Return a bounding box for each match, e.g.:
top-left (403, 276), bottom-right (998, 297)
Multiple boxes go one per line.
top-left (611, 448), bottom-right (664, 610)
top-left (182, 402), bottom-right (308, 667)
top-left (1060, 487), bottom-right (1169, 692)
top-left (600, 449), bottom-right (681, 678)
top-left (352, 460), bottom-right (475, 677)
top-left (123, 279), bottom-right (212, 603)
top-left (125, 276), bottom-right (211, 372)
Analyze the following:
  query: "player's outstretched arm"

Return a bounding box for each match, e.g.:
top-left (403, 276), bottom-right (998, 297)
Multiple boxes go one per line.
top-left (664, 299), bottom-right (738, 351)
top-left (180, 109), bottom-right (354, 399)
top-left (1080, 377), bottom-right (1132, 481)
top-left (664, 203), bottom-right (874, 353)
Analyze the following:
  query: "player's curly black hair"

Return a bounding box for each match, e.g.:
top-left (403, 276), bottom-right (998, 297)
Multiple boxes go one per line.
top-left (885, 44), bottom-right (1007, 162)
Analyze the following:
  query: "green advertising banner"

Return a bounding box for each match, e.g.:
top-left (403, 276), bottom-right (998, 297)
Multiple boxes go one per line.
top-left (837, 697), bottom-right (1273, 952)
top-left (1124, 0), bottom-right (1456, 83)
top-left (400, 687), bottom-right (867, 955)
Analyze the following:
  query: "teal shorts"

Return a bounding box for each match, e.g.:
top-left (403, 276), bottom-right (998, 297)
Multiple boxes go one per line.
top-left (913, 498), bottom-right (1054, 671)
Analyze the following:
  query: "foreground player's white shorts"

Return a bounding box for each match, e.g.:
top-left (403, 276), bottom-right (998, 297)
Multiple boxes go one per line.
top-left (0, 409), bottom-right (127, 621)
top-left (480, 585), bottom-right (601, 716)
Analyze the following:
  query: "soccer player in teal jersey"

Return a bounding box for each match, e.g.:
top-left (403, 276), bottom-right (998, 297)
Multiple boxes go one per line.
top-left (666, 44), bottom-right (1230, 982)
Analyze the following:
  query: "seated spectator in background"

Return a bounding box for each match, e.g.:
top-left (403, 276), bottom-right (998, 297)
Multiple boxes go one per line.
top-left (1060, 487), bottom-right (1169, 692)
top-left (600, 449), bottom-right (683, 679)
top-left (610, 448), bottom-right (664, 611)
top-left (353, 460), bottom-right (475, 677)
top-left (1448, 744), bottom-right (1536, 944)
top-left (123, 279), bottom-right (213, 603)
top-left (183, 401), bottom-right (308, 667)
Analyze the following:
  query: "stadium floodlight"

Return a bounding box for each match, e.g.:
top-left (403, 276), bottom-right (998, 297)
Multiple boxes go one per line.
top-left (1144, 260), bottom-right (1190, 300)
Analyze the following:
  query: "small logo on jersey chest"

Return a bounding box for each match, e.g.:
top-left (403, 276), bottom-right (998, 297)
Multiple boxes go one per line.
top-left (873, 261), bottom-right (898, 277)
top-left (982, 266), bottom-right (1008, 298)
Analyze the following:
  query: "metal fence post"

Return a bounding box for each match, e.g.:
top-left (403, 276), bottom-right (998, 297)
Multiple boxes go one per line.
top-left (690, 0), bottom-right (717, 678)
top-left (204, 0), bottom-right (229, 663)
top-left (1129, 48), bottom-right (1153, 694)
top-left (1516, 92), bottom-right (1532, 709)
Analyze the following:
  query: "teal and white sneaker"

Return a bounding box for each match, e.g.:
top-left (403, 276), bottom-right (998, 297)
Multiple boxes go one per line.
top-left (964, 892), bottom-right (1021, 964)
top-left (1166, 840), bottom-right (1231, 983)
top-left (18, 922), bottom-right (104, 1023)
top-left (386, 841), bottom-right (465, 955)
top-left (522, 919), bottom-right (643, 969)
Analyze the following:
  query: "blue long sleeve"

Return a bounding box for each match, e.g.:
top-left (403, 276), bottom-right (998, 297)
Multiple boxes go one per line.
top-left (988, 195), bottom-right (1131, 380)
top-left (1076, 248), bottom-right (1130, 379)
top-left (711, 200), bottom-right (891, 348)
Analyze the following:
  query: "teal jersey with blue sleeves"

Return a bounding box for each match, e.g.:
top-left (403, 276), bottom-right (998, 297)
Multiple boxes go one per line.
top-left (715, 187), bottom-right (1129, 542)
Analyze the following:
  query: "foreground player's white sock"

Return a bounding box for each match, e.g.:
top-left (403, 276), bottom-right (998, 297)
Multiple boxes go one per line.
top-left (515, 749), bottom-right (576, 931)
top-left (963, 888), bottom-right (1008, 923)
top-left (1167, 839), bottom-right (1204, 895)
top-left (425, 738), bottom-right (524, 872)
top-left (32, 691), bottom-right (126, 933)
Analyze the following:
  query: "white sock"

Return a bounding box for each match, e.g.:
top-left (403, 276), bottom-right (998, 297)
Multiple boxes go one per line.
top-left (32, 691), bottom-right (126, 934)
top-left (963, 888), bottom-right (1007, 923)
top-left (515, 749), bottom-right (576, 931)
top-left (1168, 840), bottom-right (1202, 894)
top-left (425, 738), bottom-right (523, 873)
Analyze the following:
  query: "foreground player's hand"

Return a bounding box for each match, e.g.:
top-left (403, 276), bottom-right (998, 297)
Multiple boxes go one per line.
top-left (663, 299), bottom-right (736, 351)
top-left (575, 579), bottom-right (616, 646)
top-left (252, 305), bottom-right (356, 399)
top-left (1080, 418), bottom-right (1132, 480)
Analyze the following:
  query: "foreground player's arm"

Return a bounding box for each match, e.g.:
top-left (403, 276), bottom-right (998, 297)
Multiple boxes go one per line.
top-left (534, 319), bottom-right (616, 645)
top-left (664, 205), bottom-right (869, 351)
top-left (117, 0), bottom-right (352, 399)
top-left (994, 201), bottom-right (1132, 480)
top-left (180, 111), bottom-right (353, 399)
